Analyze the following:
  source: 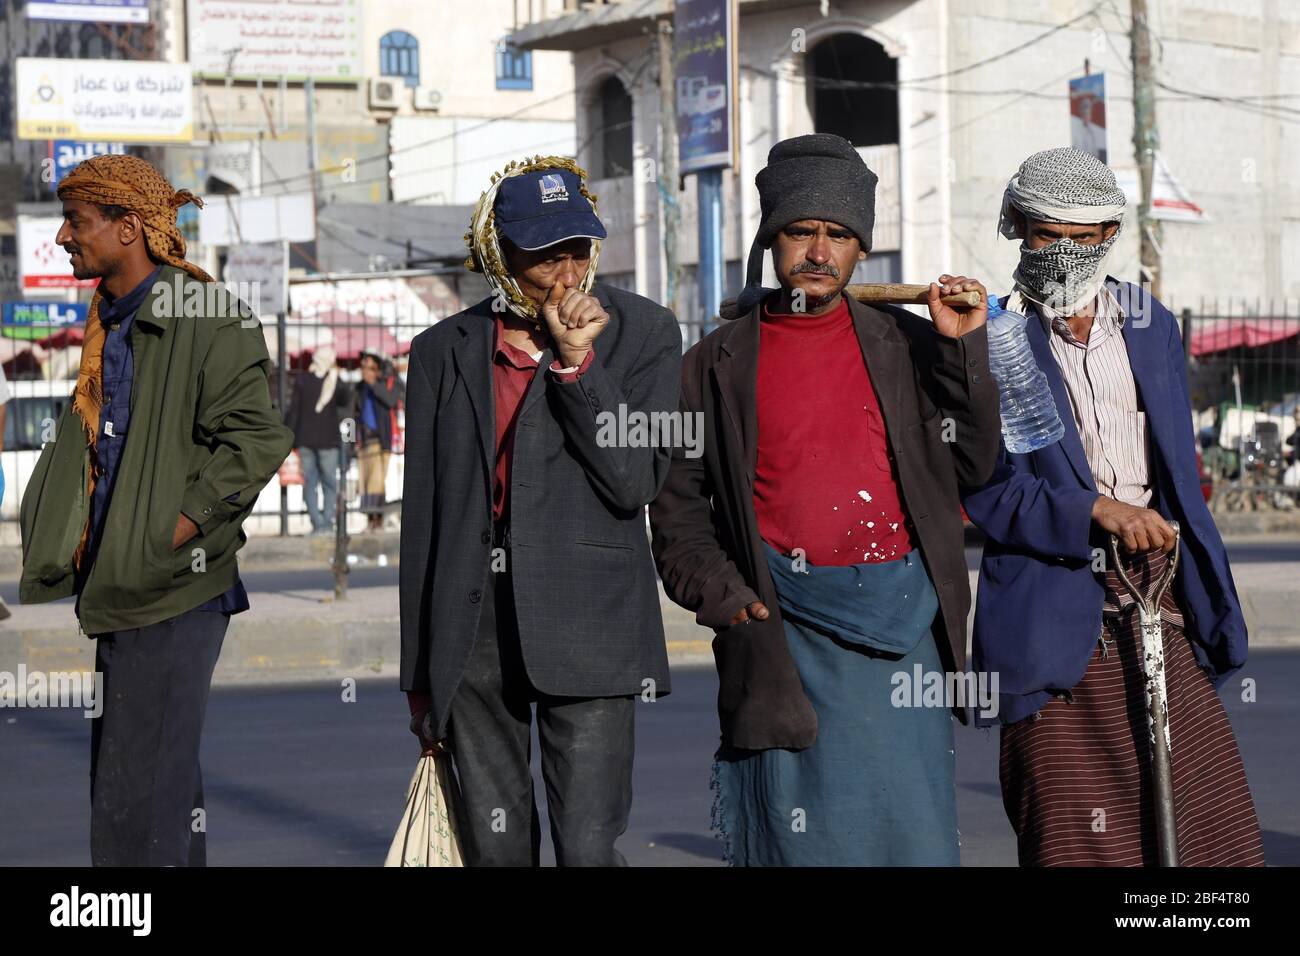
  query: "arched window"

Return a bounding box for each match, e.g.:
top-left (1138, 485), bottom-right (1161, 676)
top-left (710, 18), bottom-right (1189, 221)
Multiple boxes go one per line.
top-left (589, 75), bottom-right (633, 179)
top-left (380, 30), bottom-right (420, 88)
top-left (807, 34), bottom-right (898, 147)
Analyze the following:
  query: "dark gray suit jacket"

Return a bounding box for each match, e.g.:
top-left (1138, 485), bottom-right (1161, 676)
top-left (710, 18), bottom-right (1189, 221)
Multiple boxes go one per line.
top-left (400, 282), bottom-right (682, 737)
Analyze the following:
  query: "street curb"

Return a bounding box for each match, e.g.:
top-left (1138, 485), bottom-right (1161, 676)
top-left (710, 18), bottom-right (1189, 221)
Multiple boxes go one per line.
top-left (0, 590), bottom-right (722, 687)
top-left (4, 575), bottom-right (1298, 690)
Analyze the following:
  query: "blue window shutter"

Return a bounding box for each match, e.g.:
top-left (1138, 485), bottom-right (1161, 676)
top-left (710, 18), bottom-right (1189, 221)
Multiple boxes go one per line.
top-left (496, 41), bottom-right (532, 91)
top-left (380, 31), bottom-right (420, 88)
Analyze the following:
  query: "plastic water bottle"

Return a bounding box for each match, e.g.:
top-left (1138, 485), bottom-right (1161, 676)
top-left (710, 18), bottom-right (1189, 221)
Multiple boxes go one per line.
top-left (985, 296), bottom-right (1065, 454)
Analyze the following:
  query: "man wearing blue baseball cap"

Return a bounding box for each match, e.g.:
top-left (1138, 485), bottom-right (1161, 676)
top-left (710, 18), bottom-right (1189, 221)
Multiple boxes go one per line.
top-left (398, 157), bottom-right (683, 866)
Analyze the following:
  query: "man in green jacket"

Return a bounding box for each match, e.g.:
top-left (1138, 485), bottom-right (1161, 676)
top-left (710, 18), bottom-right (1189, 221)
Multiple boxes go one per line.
top-left (19, 155), bottom-right (293, 866)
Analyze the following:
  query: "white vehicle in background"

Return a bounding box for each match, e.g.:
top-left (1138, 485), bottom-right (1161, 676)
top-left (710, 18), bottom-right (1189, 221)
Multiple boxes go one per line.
top-left (1, 372), bottom-right (407, 537)
top-left (1, 378), bottom-right (75, 526)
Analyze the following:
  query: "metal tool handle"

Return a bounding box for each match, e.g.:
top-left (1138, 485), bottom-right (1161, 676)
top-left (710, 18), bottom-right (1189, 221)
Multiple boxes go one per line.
top-left (1109, 520), bottom-right (1180, 611)
top-left (1107, 520), bottom-right (1181, 866)
top-left (844, 282), bottom-right (982, 309)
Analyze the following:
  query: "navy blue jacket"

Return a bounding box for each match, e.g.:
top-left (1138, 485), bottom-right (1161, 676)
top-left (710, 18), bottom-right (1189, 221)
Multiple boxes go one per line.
top-left (961, 280), bottom-right (1247, 726)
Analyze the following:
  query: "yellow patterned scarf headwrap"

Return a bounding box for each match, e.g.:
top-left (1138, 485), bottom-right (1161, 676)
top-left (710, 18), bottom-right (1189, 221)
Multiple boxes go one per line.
top-left (56, 154), bottom-right (213, 570)
top-left (463, 155), bottom-right (602, 325)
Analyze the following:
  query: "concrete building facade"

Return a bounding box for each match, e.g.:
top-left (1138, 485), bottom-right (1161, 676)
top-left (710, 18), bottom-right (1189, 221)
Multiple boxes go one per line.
top-left (510, 0), bottom-right (1300, 325)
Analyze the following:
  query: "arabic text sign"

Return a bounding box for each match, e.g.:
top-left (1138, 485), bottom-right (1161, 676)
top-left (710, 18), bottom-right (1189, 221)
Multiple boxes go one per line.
top-left (224, 241), bottom-right (289, 315)
top-left (18, 216), bottom-right (98, 292)
top-left (16, 58), bottom-right (193, 144)
top-left (674, 0), bottom-right (733, 174)
top-left (187, 0), bottom-right (363, 80)
top-left (3, 301), bottom-right (88, 327)
top-left (1069, 73), bottom-right (1107, 164)
top-left (48, 141), bottom-right (126, 192)
top-left (25, 0), bottom-right (148, 23)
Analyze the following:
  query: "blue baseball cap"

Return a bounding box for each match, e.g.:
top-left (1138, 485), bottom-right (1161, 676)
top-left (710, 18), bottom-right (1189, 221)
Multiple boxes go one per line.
top-left (493, 168), bottom-right (607, 251)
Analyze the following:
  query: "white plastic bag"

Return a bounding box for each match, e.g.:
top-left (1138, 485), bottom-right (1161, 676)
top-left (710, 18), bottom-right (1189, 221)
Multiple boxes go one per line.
top-left (383, 753), bottom-right (465, 867)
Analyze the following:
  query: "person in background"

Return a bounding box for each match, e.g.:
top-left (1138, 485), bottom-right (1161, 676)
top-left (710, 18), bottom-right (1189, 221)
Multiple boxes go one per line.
top-left (0, 358), bottom-right (9, 455)
top-left (1288, 406), bottom-right (1300, 465)
top-left (353, 348), bottom-right (402, 533)
top-left (0, 361), bottom-right (8, 621)
top-left (286, 345), bottom-right (350, 535)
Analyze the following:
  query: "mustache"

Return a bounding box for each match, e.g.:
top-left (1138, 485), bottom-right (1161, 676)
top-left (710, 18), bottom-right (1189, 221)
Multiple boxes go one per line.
top-left (791, 261), bottom-right (840, 278)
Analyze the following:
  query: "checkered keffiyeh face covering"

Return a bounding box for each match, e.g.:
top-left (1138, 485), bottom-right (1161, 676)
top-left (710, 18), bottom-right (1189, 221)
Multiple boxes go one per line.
top-left (997, 147), bottom-right (1128, 313)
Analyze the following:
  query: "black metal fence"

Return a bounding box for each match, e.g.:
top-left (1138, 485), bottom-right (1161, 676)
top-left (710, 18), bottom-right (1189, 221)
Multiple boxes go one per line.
top-left (3, 301), bottom-right (1298, 532)
top-left (1178, 301), bottom-right (1300, 510)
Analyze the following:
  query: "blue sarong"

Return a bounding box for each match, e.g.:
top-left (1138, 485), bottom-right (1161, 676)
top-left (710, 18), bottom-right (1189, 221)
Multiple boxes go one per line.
top-left (712, 540), bottom-right (959, 866)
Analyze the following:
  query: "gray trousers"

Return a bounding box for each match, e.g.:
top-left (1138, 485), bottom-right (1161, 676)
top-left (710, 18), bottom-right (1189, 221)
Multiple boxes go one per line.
top-left (447, 551), bottom-right (635, 867)
top-left (299, 446), bottom-right (341, 532)
top-left (90, 606), bottom-right (228, 866)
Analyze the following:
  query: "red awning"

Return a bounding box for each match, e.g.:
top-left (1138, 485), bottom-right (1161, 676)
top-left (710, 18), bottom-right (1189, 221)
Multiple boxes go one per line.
top-left (280, 315), bottom-right (412, 363)
top-left (1190, 318), bottom-right (1300, 357)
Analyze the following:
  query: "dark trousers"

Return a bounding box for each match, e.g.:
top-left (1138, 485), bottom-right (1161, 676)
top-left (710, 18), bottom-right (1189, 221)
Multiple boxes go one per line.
top-left (90, 606), bottom-right (228, 866)
top-left (447, 550), bottom-right (635, 867)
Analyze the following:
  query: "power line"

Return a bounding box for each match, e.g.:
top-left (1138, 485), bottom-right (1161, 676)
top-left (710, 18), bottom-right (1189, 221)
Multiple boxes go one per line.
top-left (1092, 0), bottom-right (1300, 125)
top-left (911, 67), bottom-right (1082, 151)
top-left (388, 117), bottom-right (634, 204)
top-left (227, 84), bottom-right (583, 195)
top-left (309, 109), bottom-right (639, 204)
top-left (236, 48), bottom-right (655, 196)
top-left (900, 2), bottom-right (1108, 86)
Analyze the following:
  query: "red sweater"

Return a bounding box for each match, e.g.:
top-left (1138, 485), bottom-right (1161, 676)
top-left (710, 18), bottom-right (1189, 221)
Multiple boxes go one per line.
top-left (753, 296), bottom-right (915, 567)
top-left (491, 318), bottom-right (593, 523)
top-left (409, 319), bottom-right (591, 718)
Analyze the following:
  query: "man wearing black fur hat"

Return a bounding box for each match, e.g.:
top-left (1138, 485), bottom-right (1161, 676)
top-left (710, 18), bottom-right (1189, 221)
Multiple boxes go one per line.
top-left (650, 133), bottom-right (1001, 865)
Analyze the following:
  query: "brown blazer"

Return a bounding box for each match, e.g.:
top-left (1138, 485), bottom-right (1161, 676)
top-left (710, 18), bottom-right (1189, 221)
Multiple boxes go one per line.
top-left (649, 293), bottom-right (1001, 751)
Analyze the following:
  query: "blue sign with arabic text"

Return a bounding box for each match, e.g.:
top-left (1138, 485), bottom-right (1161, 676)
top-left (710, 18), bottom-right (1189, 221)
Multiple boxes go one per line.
top-left (48, 140), bottom-right (127, 192)
top-left (673, 0), bottom-right (734, 174)
top-left (3, 301), bottom-right (88, 327)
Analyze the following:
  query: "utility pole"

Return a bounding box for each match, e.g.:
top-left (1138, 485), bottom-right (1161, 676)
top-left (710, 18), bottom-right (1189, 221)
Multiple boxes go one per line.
top-left (657, 15), bottom-right (683, 328)
top-left (697, 170), bottom-right (724, 336)
top-left (1130, 0), bottom-right (1162, 301)
top-left (305, 75), bottom-right (321, 210)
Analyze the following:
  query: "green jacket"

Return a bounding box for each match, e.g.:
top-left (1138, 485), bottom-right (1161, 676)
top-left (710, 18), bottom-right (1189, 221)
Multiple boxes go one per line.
top-left (19, 265), bottom-right (294, 634)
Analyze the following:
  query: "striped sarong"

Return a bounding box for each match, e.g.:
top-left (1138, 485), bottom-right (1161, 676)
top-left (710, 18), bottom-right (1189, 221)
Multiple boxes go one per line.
top-left (999, 547), bottom-right (1265, 867)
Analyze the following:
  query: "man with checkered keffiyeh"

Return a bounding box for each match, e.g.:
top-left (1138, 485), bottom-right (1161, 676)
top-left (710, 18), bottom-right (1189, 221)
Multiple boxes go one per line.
top-left (963, 148), bottom-right (1265, 867)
